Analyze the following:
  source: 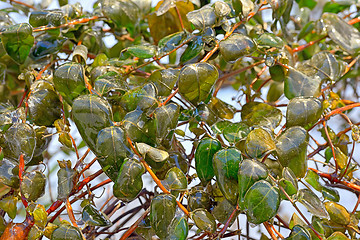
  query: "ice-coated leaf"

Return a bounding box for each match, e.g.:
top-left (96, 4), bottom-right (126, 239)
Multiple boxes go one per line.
top-left (186, 5), bottom-right (216, 30)
top-left (180, 36), bottom-right (204, 63)
top-left (150, 194), bottom-right (177, 239)
top-left (153, 103), bottom-right (180, 144)
top-left (232, 0), bottom-right (254, 17)
top-left (191, 209), bottom-right (216, 233)
top-left (256, 32), bottom-right (284, 48)
top-left (137, 142), bottom-right (169, 163)
top-left (95, 126), bottom-right (132, 181)
top-left (287, 225), bottom-right (311, 240)
top-left (213, 148), bottom-right (242, 205)
top-left (307, 51), bottom-right (344, 81)
top-left (72, 94), bottom-right (113, 151)
top-left (269, 65), bottom-right (285, 82)
top-left (270, 0), bottom-right (289, 20)
top-left (241, 102), bottom-right (282, 129)
top-left (244, 180), bottom-right (280, 224)
top-left (245, 128), bottom-right (276, 159)
top-left (322, 13), bottom-right (360, 55)
top-left (101, 0), bottom-right (140, 29)
top-left (207, 97), bottom-right (236, 120)
top-left (286, 97), bottom-right (322, 128)
top-left (212, 199), bottom-right (238, 224)
top-left (267, 81), bottom-right (284, 102)
top-left (188, 190), bottom-right (211, 211)
top-left (113, 158), bottom-right (144, 201)
top-left (0, 158), bottom-right (19, 188)
top-left (297, 189), bottom-right (329, 219)
top-left (162, 167), bottom-right (188, 194)
top-left (219, 33), bottom-right (256, 63)
top-left (29, 10), bottom-right (63, 27)
top-left (324, 201), bottom-right (350, 225)
top-left (238, 159), bottom-right (268, 209)
top-left (178, 62), bottom-right (218, 105)
top-left (20, 171), bottom-right (46, 201)
top-left (72, 44), bottom-right (88, 63)
top-left (213, 1), bottom-right (231, 18)
top-left (304, 169), bottom-right (322, 191)
top-left (158, 32), bottom-right (186, 55)
top-left (322, 186), bottom-right (340, 202)
top-left (126, 44), bottom-right (156, 59)
top-left (166, 215), bottom-right (188, 240)
top-left (223, 122), bottom-right (250, 143)
top-left (0, 23), bottom-right (34, 64)
top-left (82, 204), bottom-right (112, 227)
top-left (284, 67), bottom-right (321, 100)
top-left (120, 83), bottom-right (158, 112)
top-left (149, 68), bottom-right (179, 96)
top-left (276, 126), bottom-right (308, 177)
top-left (53, 62), bottom-right (86, 104)
top-left (279, 167), bottom-right (298, 197)
top-left (51, 223), bottom-right (83, 240)
top-left (57, 160), bottom-right (77, 201)
top-left (0, 196), bottom-right (17, 219)
top-left (327, 232), bottom-right (350, 240)
top-left (31, 36), bottom-right (66, 60)
top-left (195, 137), bottom-right (222, 185)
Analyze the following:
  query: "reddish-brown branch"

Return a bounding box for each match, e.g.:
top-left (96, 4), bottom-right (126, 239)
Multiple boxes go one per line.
top-left (322, 121), bottom-right (338, 173)
top-left (218, 205), bottom-right (239, 237)
top-left (292, 36), bottom-right (326, 53)
top-left (74, 148), bottom-right (91, 169)
top-left (9, 0), bottom-right (37, 10)
top-left (119, 208), bottom-right (150, 240)
top-left (174, 5), bottom-right (185, 30)
top-left (33, 16), bottom-right (101, 33)
top-left (159, 88), bottom-right (179, 107)
top-left (263, 222), bottom-right (277, 240)
top-left (68, 133), bottom-right (79, 159)
top-left (75, 169), bottom-right (103, 192)
top-left (78, 156), bottom-right (97, 176)
top-left (66, 198), bottom-right (79, 227)
top-left (348, 17), bottom-right (360, 25)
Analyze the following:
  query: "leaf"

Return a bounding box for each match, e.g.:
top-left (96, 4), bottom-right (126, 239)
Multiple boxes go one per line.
top-left (219, 33), bottom-right (256, 63)
top-left (267, 81), bottom-right (284, 102)
top-left (322, 13), bottom-right (360, 55)
top-left (288, 225), bottom-right (311, 240)
top-left (136, 142), bottom-right (169, 163)
top-left (190, 209), bottom-right (216, 233)
top-left (207, 97), bottom-right (236, 120)
top-left (95, 126), bottom-right (132, 181)
top-left (324, 201), bottom-right (350, 225)
top-left (57, 160), bottom-right (77, 201)
top-left (0, 158), bottom-right (19, 188)
top-left (238, 159), bottom-right (269, 209)
top-left (150, 194), bottom-right (177, 239)
top-left (31, 36), bottom-right (66, 60)
top-left (286, 97), bottom-right (323, 129)
top-left (223, 122), bottom-right (250, 143)
top-left (149, 68), bottom-right (179, 96)
top-left (126, 44), bottom-right (156, 59)
top-left (284, 67), bottom-right (321, 100)
top-left (180, 36), bottom-right (204, 63)
top-left (0, 196), bottom-right (17, 219)
top-left (297, 189), bottom-right (329, 219)
top-left (53, 62), bottom-right (86, 104)
top-left (162, 167), bottom-right (188, 194)
top-left (186, 5), bottom-right (216, 30)
top-left (82, 204), bottom-right (112, 227)
top-left (256, 33), bottom-right (284, 48)
top-left (51, 223), bottom-right (83, 240)
top-left (72, 45), bottom-right (88, 63)
top-left (158, 32), bottom-right (186, 55)
top-left (327, 232), bottom-right (350, 240)
top-left (178, 62), bottom-right (218, 105)
top-left (20, 171), bottom-right (46, 201)
top-left (304, 169), bottom-right (322, 191)
top-left (212, 199), bottom-right (238, 224)
top-left (269, 65), bottom-right (285, 82)
top-left (279, 167), bottom-right (298, 197)
top-left (29, 10), bottom-right (63, 27)
top-left (1, 23), bottom-right (34, 64)
top-left (295, 0), bottom-right (317, 10)
top-left (188, 190), bottom-right (211, 211)
top-left (241, 102), bottom-right (282, 129)
top-left (120, 83), bottom-right (158, 112)
top-left (323, 2), bottom-right (351, 13)
top-left (232, 0), bottom-right (255, 17)
top-left (245, 128), bottom-right (276, 159)
top-left (322, 186), bottom-right (340, 202)
top-left (166, 215), bottom-right (188, 240)
top-left (276, 126), bottom-right (309, 178)
top-left (101, 0), bottom-right (140, 29)
top-left (153, 103), bottom-right (180, 144)
top-left (195, 137), bottom-right (222, 185)
top-left (270, 0), bottom-right (289, 20)
top-left (213, 148), bottom-right (242, 205)
top-left (244, 180), bottom-right (280, 224)
top-left (72, 94), bottom-right (113, 151)
top-left (213, 1), bottom-right (231, 18)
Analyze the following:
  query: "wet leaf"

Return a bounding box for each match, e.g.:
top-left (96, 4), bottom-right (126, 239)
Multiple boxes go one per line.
top-left (162, 167), bottom-right (187, 194)
top-left (57, 160), bottom-right (77, 201)
top-left (20, 171), bottom-right (46, 201)
top-left (120, 83), bottom-right (158, 112)
top-left (1, 23), bottom-right (34, 64)
top-left (284, 67), bottom-right (321, 100)
top-left (0, 195), bottom-right (17, 219)
top-left (180, 36), bottom-right (204, 63)
top-left (72, 45), bottom-right (88, 63)
top-left (322, 13), bottom-right (360, 55)
top-left (82, 204), bottom-right (112, 227)
top-left (191, 208), bottom-right (216, 233)
top-left (188, 190), bottom-right (211, 211)
top-left (324, 201), bottom-right (350, 225)
top-left (0, 158), bottom-right (19, 188)
top-left (286, 97), bottom-right (322, 128)
top-left (244, 180), bottom-right (280, 224)
top-left (245, 128), bottom-right (276, 159)
top-left (51, 222), bottom-right (83, 240)
top-left (178, 62), bottom-right (218, 105)
top-left (53, 62), bottom-right (86, 104)
top-left (223, 122), bottom-right (250, 143)
top-left (213, 148), bottom-right (242, 205)
top-left (276, 126), bottom-right (309, 178)
top-left (72, 94), bottom-right (113, 151)
top-left (195, 137), bottom-right (222, 185)
top-left (101, 0), bottom-right (140, 29)
top-left (186, 5), bottom-right (216, 30)
top-left (256, 33), bottom-right (284, 48)
top-left (288, 225), bottom-right (311, 240)
top-left (153, 103), bottom-right (180, 144)
top-left (238, 159), bottom-right (268, 209)
top-left (219, 33), bottom-right (256, 63)
top-left (242, 102), bottom-right (282, 129)
top-left (297, 189), bottom-right (329, 219)
top-left (166, 215), bottom-right (188, 240)
top-left (150, 194), bottom-right (177, 239)
top-left (149, 68), bottom-right (179, 96)
top-left (95, 126), bottom-right (131, 181)
top-left (158, 32), bottom-right (186, 55)
top-left (31, 36), bottom-right (66, 60)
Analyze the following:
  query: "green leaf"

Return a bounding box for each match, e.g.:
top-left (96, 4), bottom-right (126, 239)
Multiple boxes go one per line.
top-left (288, 225), bottom-right (311, 240)
top-left (322, 13), bottom-right (360, 55)
top-left (238, 159), bottom-right (268, 209)
top-left (284, 67), bottom-right (321, 100)
top-left (295, 0), bottom-right (317, 10)
top-left (298, 21), bottom-right (315, 40)
top-left (267, 81), bottom-right (284, 102)
top-left (57, 160), bottom-right (77, 201)
top-left (0, 196), bottom-right (17, 219)
top-left (178, 62), bottom-right (218, 105)
top-left (213, 148), bottom-right (242, 205)
top-left (323, 2), bottom-right (351, 13)
top-left (286, 97), bottom-right (322, 129)
top-left (101, 0), bottom-right (140, 29)
top-left (188, 190), bottom-right (211, 211)
top-left (223, 122), bottom-right (250, 143)
top-left (149, 68), bottom-right (179, 96)
top-left (270, 0), bottom-right (289, 20)
top-left (186, 5), bottom-right (216, 30)
top-left (304, 170), bottom-right (322, 191)
top-left (82, 204), bottom-right (112, 227)
top-left (20, 171), bottom-right (46, 201)
top-left (212, 199), bottom-right (238, 224)
top-left (162, 167), bottom-right (188, 194)
top-left (232, 0), bottom-right (255, 17)
top-left (190, 209), bottom-right (216, 233)
top-left (95, 126), bottom-right (132, 181)
top-left (324, 201), bottom-right (350, 225)
top-left (153, 103), bottom-right (180, 144)
top-left (53, 62), bottom-right (86, 104)
top-left (245, 128), bottom-right (276, 159)
top-left (51, 223), bottom-right (83, 240)
top-left (276, 126), bottom-right (309, 178)
top-left (158, 32), bottom-right (186, 55)
top-left (195, 137), bottom-right (222, 185)
top-left (322, 186), bottom-right (340, 202)
top-left (279, 167), bottom-right (298, 197)
top-left (29, 10), bottom-right (63, 27)
top-left (126, 44), bottom-right (156, 59)
top-left (1, 23), bottom-right (34, 64)
top-left (72, 94), bottom-right (113, 151)
top-left (120, 83), bottom-right (158, 112)
top-left (207, 97), bottom-right (236, 120)
top-left (180, 36), bottom-right (204, 63)
top-left (297, 189), bottom-right (329, 219)
top-left (327, 232), bottom-right (350, 240)
top-left (137, 142), bottom-right (169, 163)
top-left (244, 180), bottom-right (280, 224)
top-left (256, 33), bottom-right (284, 48)
top-left (269, 65), bottom-right (285, 82)
top-left (219, 33), bottom-right (256, 63)
top-left (31, 36), bottom-right (66, 60)
top-left (166, 215), bottom-right (188, 240)
top-left (0, 158), bottom-right (19, 188)
top-left (150, 194), bottom-right (177, 239)
top-left (241, 102), bottom-right (282, 129)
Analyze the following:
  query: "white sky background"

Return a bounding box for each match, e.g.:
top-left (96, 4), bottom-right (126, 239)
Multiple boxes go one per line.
top-left (0, 0), bottom-right (359, 239)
